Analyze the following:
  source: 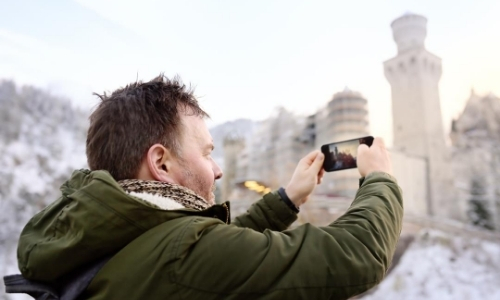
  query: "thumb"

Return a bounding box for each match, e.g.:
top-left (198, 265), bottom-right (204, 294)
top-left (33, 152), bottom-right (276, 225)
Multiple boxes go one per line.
top-left (358, 143), bottom-right (369, 155)
top-left (311, 152), bottom-right (325, 170)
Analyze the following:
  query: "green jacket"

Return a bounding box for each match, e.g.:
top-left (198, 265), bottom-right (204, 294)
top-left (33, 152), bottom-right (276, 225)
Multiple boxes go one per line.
top-left (17, 169), bottom-right (403, 299)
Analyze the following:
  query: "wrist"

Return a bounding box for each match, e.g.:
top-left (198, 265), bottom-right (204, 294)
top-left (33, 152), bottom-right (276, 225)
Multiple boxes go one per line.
top-left (360, 171), bottom-right (397, 187)
top-left (277, 187), bottom-right (300, 213)
top-left (284, 185), bottom-right (301, 205)
top-left (361, 169), bottom-right (384, 178)
top-left (365, 171), bottom-right (393, 179)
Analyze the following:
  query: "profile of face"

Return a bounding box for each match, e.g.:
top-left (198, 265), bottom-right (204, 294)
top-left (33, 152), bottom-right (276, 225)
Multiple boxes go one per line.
top-left (172, 114), bottom-right (223, 204)
top-left (142, 113), bottom-right (223, 205)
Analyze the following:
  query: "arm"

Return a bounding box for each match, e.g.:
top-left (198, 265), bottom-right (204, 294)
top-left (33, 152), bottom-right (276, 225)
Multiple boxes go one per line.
top-left (172, 172), bottom-right (403, 300)
top-left (171, 138), bottom-right (401, 299)
top-left (231, 150), bottom-right (325, 232)
top-left (231, 191), bottom-right (298, 232)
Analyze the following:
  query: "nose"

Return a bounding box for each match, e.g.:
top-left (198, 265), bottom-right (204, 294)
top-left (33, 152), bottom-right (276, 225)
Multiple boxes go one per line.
top-left (213, 161), bottom-right (223, 180)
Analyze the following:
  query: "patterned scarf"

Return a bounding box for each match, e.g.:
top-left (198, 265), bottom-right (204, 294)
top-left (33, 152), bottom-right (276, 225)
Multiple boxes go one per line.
top-left (118, 179), bottom-right (210, 211)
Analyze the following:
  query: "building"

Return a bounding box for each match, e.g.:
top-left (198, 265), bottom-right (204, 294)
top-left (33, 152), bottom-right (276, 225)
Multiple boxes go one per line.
top-left (383, 13), bottom-right (460, 221)
top-left (242, 107), bottom-right (308, 189)
top-left (221, 136), bottom-right (245, 202)
top-left (219, 13), bottom-right (496, 229)
top-left (450, 90), bottom-right (500, 230)
top-left (315, 88), bottom-right (370, 197)
top-left (223, 89), bottom-right (370, 214)
top-left (222, 107), bottom-right (310, 214)
top-left (316, 87), bottom-right (370, 146)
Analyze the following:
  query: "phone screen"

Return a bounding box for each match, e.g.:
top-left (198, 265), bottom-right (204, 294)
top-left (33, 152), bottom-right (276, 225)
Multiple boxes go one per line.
top-left (321, 136), bottom-right (374, 172)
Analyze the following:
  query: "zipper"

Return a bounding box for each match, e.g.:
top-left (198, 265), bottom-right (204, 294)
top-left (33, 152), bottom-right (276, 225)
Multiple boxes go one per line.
top-left (222, 203), bottom-right (229, 224)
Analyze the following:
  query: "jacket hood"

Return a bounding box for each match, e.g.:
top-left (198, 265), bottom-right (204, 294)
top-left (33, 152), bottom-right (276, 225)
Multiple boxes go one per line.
top-left (17, 169), bottom-right (229, 283)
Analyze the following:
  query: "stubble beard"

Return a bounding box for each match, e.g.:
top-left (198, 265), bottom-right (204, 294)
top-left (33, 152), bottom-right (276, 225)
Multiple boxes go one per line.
top-left (182, 167), bottom-right (215, 205)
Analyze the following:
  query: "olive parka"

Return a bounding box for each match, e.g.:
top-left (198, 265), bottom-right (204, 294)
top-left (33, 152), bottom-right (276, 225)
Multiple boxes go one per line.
top-left (16, 169), bottom-right (403, 300)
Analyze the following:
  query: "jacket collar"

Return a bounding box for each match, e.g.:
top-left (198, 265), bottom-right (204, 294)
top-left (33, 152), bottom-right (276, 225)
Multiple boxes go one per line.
top-left (127, 190), bottom-right (230, 224)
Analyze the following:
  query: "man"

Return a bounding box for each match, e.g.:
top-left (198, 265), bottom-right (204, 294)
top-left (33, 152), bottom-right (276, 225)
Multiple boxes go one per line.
top-left (9, 75), bottom-right (403, 299)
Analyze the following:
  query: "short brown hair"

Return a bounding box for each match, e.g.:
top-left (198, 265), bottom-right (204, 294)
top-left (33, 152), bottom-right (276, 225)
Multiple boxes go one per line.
top-left (86, 74), bottom-right (209, 180)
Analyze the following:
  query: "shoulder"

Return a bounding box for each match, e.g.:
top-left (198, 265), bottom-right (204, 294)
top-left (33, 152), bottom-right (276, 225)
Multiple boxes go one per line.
top-left (153, 216), bottom-right (226, 251)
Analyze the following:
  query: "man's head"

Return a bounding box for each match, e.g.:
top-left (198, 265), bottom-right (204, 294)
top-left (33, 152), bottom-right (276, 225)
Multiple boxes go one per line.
top-left (86, 75), bottom-right (223, 204)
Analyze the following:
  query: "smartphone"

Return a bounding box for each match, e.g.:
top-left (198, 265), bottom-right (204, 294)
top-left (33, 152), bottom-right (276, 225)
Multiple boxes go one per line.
top-left (320, 136), bottom-right (374, 172)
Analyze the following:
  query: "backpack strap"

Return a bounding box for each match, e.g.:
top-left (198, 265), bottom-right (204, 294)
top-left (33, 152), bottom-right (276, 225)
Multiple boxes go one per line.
top-left (3, 254), bottom-right (112, 300)
top-left (4, 274), bottom-right (58, 300)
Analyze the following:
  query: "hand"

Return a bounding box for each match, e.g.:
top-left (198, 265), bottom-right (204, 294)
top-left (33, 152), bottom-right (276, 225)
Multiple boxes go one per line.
top-left (357, 137), bottom-right (393, 177)
top-left (285, 150), bottom-right (325, 207)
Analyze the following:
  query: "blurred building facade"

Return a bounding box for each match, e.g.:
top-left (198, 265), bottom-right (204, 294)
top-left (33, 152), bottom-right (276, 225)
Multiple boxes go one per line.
top-left (315, 88), bottom-right (370, 197)
top-left (216, 13), bottom-right (498, 230)
top-left (224, 107), bottom-right (314, 215)
top-left (221, 136), bottom-right (245, 202)
top-left (222, 93), bottom-right (369, 217)
top-left (450, 90), bottom-right (500, 230)
top-left (384, 13), bottom-right (461, 221)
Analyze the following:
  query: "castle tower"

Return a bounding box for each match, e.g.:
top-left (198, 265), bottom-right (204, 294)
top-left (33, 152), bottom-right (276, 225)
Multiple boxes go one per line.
top-left (221, 136), bottom-right (245, 202)
top-left (384, 13), bottom-right (459, 220)
top-left (316, 88), bottom-right (369, 197)
top-left (316, 87), bottom-right (369, 147)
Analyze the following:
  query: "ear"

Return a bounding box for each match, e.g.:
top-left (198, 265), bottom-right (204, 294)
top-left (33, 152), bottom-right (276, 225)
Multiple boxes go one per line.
top-left (145, 144), bottom-right (177, 183)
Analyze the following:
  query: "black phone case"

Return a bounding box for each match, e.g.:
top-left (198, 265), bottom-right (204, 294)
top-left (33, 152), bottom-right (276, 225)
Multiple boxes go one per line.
top-left (321, 136), bottom-right (374, 172)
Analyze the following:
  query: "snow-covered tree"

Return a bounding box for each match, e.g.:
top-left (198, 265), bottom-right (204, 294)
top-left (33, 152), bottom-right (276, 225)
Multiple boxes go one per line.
top-left (0, 80), bottom-right (89, 299)
top-left (467, 178), bottom-right (494, 230)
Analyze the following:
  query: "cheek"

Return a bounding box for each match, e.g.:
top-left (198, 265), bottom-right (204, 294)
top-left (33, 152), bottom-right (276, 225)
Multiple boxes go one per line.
top-left (202, 160), bottom-right (216, 183)
top-left (185, 156), bottom-right (215, 183)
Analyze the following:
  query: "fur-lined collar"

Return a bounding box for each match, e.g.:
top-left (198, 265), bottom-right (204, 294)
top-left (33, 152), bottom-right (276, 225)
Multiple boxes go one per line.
top-left (128, 191), bottom-right (186, 210)
top-left (118, 179), bottom-right (210, 211)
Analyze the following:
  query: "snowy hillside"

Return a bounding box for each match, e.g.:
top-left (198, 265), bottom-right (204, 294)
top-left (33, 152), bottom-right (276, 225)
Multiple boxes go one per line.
top-left (0, 81), bottom-right (89, 299)
top-left (3, 81), bottom-right (499, 300)
top-left (364, 229), bottom-right (500, 300)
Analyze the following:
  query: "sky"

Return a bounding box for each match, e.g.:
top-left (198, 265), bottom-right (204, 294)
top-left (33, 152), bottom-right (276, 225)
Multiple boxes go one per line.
top-left (1, 0), bottom-right (499, 146)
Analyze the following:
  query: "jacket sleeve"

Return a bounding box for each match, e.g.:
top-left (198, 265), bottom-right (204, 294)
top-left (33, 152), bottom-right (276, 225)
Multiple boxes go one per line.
top-left (231, 191), bottom-right (298, 232)
top-left (172, 172), bottom-right (404, 300)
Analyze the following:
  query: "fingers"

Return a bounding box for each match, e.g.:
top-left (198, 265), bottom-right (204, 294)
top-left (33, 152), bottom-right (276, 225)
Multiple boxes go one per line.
top-left (372, 137), bottom-right (386, 148)
top-left (357, 136), bottom-right (392, 177)
top-left (302, 150), bottom-right (321, 165)
top-left (287, 151), bottom-right (325, 207)
top-left (358, 137), bottom-right (385, 156)
top-left (317, 168), bottom-right (325, 184)
top-left (311, 152), bottom-right (324, 170)
top-left (358, 143), bottom-right (369, 154)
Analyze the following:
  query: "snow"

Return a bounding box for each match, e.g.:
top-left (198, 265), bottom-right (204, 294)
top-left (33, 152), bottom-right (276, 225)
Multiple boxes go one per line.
top-left (1, 80), bottom-right (500, 300)
top-left (0, 80), bottom-right (88, 299)
top-left (365, 229), bottom-right (500, 300)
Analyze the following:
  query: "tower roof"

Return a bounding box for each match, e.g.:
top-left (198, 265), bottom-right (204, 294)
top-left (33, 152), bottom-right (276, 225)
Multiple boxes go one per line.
top-left (390, 13), bottom-right (428, 53)
top-left (332, 87), bottom-right (364, 100)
